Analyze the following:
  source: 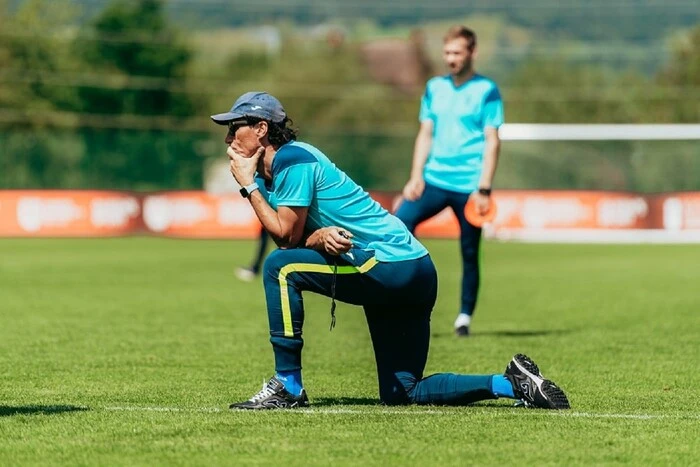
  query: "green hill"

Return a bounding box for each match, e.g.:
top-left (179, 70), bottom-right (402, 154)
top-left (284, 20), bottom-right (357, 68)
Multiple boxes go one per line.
top-left (54, 0), bottom-right (700, 43)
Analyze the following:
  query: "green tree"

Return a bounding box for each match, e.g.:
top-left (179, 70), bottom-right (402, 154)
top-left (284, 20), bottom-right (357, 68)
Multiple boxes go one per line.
top-left (70, 0), bottom-right (204, 190)
top-left (656, 25), bottom-right (700, 122)
top-left (76, 0), bottom-right (193, 116)
top-left (502, 58), bottom-right (651, 123)
top-left (0, 0), bottom-right (85, 189)
top-left (0, 0), bottom-right (79, 112)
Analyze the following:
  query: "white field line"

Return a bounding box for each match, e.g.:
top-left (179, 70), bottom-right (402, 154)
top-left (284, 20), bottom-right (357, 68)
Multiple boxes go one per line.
top-left (102, 406), bottom-right (700, 420)
top-left (104, 406), bottom-right (223, 413)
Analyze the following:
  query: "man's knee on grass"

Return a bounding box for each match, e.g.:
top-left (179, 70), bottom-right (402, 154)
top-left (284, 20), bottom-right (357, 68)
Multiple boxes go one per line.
top-left (379, 371), bottom-right (420, 406)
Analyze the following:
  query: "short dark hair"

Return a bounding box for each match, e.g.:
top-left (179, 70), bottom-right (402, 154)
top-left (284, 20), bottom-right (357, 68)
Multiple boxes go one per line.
top-left (444, 26), bottom-right (476, 50)
top-left (247, 117), bottom-right (298, 148)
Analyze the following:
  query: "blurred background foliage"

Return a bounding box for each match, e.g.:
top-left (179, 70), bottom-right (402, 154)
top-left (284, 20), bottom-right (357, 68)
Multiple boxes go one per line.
top-left (1, 0), bottom-right (699, 191)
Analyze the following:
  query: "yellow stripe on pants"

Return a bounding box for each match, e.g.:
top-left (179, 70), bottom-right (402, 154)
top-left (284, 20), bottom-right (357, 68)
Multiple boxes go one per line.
top-left (278, 256), bottom-right (378, 337)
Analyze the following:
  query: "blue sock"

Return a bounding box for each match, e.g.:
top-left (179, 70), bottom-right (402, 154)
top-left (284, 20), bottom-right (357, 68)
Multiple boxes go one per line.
top-left (275, 370), bottom-right (303, 396)
top-left (490, 375), bottom-right (515, 399)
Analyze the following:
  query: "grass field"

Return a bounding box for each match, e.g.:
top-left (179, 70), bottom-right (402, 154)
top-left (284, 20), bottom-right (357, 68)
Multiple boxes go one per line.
top-left (1, 238), bottom-right (699, 465)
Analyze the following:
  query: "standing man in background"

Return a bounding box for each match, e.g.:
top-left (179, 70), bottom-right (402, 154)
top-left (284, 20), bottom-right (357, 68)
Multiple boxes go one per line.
top-left (395, 25), bottom-right (503, 337)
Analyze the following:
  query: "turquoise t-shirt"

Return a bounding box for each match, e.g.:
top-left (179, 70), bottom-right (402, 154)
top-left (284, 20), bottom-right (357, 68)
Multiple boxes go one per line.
top-left (419, 74), bottom-right (504, 193)
top-left (259, 141), bottom-right (427, 263)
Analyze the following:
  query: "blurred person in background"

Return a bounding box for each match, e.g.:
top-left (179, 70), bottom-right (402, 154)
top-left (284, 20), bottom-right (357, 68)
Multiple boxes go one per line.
top-left (234, 228), bottom-right (270, 282)
top-left (211, 91), bottom-right (568, 411)
top-left (395, 26), bottom-right (504, 337)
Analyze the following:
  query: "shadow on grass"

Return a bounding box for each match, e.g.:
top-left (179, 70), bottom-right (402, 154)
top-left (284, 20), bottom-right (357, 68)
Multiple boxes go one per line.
top-left (432, 329), bottom-right (575, 339)
top-left (476, 329), bottom-right (575, 337)
top-left (312, 397), bottom-right (380, 407)
top-left (310, 399), bottom-right (525, 410)
top-left (467, 401), bottom-right (526, 409)
top-left (0, 405), bottom-right (89, 417)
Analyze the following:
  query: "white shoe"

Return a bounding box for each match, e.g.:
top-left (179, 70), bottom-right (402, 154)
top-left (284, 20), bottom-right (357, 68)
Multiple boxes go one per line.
top-left (454, 313), bottom-right (471, 337)
top-left (235, 267), bottom-right (257, 282)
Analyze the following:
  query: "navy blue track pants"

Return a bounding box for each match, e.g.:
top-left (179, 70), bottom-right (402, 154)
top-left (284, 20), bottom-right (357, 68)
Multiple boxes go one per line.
top-left (395, 182), bottom-right (482, 317)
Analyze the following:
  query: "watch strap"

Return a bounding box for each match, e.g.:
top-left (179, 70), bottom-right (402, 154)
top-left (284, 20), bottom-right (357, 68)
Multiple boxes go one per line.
top-left (240, 181), bottom-right (259, 198)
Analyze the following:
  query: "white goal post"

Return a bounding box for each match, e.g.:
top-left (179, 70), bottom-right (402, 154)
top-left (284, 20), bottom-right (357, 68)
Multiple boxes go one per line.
top-left (467, 123), bottom-right (700, 243)
top-left (499, 124), bottom-right (700, 141)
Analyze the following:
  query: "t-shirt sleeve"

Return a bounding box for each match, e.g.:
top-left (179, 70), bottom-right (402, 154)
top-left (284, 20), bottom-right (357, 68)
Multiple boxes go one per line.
top-left (274, 152), bottom-right (318, 207)
top-left (482, 85), bottom-right (504, 129)
top-left (418, 83), bottom-right (435, 123)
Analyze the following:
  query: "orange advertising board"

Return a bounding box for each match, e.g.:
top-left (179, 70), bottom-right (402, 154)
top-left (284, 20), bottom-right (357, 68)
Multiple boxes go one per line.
top-left (490, 190), bottom-right (650, 230)
top-left (655, 193), bottom-right (700, 231)
top-left (0, 190), bottom-right (141, 237)
top-left (2, 190), bottom-right (700, 240)
top-left (411, 190), bottom-right (652, 238)
top-left (141, 191), bottom-right (261, 238)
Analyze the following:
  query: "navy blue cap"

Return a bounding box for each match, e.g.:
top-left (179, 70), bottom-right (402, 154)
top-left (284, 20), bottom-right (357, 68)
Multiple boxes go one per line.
top-left (211, 91), bottom-right (287, 124)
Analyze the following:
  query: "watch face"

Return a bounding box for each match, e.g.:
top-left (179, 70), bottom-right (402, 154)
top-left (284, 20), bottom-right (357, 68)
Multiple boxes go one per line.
top-left (239, 187), bottom-right (248, 198)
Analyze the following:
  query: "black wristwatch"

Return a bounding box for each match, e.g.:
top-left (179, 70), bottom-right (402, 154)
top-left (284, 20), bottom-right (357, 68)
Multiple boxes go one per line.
top-left (240, 182), bottom-right (259, 198)
top-left (478, 187), bottom-right (492, 196)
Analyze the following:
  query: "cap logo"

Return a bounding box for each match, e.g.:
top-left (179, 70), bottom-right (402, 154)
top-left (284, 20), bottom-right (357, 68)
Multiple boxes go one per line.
top-left (250, 105), bottom-right (263, 110)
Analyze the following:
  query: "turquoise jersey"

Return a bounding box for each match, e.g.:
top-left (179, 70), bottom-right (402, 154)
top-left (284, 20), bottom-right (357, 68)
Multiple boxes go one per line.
top-left (419, 74), bottom-right (504, 193)
top-left (259, 141), bottom-right (428, 263)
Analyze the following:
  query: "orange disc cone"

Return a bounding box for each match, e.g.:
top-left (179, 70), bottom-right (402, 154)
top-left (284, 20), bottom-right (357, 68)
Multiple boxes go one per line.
top-left (464, 195), bottom-right (497, 227)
